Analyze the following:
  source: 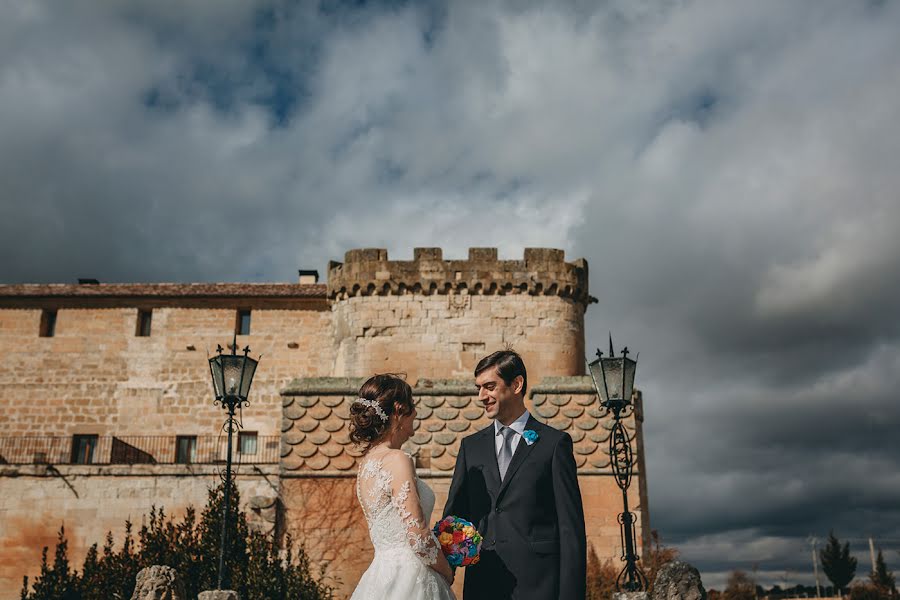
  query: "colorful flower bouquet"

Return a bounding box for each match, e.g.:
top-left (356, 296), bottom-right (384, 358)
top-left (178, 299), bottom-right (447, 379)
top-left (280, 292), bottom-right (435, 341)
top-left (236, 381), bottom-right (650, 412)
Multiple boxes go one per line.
top-left (433, 515), bottom-right (483, 568)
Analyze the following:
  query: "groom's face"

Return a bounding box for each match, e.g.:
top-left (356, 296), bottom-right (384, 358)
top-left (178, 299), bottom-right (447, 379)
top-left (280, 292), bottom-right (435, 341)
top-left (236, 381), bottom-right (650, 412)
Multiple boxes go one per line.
top-left (475, 367), bottom-right (524, 423)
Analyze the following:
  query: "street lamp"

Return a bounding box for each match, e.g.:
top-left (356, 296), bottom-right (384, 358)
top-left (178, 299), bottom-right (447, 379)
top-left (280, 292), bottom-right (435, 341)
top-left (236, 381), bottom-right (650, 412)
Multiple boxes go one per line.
top-left (587, 334), bottom-right (647, 592)
top-left (208, 335), bottom-right (259, 590)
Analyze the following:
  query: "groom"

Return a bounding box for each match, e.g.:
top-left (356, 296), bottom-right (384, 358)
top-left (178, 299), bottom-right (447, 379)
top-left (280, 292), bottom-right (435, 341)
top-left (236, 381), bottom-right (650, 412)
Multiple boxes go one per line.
top-left (443, 350), bottom-right (586, 600)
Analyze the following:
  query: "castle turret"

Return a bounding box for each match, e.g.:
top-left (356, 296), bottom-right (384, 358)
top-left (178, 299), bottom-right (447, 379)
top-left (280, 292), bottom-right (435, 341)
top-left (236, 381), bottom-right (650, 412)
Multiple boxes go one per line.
top-left (327, 247), bottom-right (593, 383)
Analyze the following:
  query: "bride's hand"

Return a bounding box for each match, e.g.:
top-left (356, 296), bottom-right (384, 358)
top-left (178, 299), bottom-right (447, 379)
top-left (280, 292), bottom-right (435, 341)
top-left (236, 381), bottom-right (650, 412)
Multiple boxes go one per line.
top-left (434, 554), bottom-right (454, 586)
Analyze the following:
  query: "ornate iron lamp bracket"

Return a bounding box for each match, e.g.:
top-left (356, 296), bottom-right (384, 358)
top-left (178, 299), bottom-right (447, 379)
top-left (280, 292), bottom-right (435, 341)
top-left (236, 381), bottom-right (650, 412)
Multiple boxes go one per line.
top-left (587, 337), bottom-right (648, 592)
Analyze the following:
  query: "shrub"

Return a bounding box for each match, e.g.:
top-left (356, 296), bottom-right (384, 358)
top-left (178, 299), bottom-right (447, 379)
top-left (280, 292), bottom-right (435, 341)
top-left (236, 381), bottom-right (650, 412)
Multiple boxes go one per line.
top-left (586, 544), bottom-right (619, 600)
top-left (723, 570), bottom-right (756, 600)
top-left (851, 582), bottom-right (889, 600)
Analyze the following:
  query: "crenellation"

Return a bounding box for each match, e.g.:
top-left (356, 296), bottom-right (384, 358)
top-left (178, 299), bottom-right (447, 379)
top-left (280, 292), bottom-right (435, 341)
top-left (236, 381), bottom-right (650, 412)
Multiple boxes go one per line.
top-left (328, 247), bottom-right (594, 305)
top-left (413, 247), bottom-right (443, 261)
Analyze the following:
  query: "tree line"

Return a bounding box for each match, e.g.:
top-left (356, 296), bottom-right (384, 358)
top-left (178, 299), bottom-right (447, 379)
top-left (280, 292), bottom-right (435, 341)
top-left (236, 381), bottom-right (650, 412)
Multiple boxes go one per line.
top-left (586, 530), bottom-right (897, 600)
top-left (710, 532), bottom-right (897, 600)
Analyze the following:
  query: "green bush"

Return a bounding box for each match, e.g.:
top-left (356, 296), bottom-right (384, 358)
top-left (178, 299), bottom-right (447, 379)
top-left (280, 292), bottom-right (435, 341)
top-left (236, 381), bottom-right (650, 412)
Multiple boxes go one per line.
top-left (20, 481), bottom-right (332, 600)
top-left (850, 583), bottom-right (890, 600)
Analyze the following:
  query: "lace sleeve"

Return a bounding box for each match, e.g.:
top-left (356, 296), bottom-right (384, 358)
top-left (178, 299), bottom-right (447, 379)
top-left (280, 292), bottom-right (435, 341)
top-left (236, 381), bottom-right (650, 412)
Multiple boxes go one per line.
top-left (385, 452), bottom-right (441, 566)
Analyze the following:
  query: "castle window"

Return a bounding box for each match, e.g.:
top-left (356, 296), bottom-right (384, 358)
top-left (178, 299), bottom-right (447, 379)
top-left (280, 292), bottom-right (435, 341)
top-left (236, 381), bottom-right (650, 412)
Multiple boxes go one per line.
top-left (236, 309), bottom-right (251, 335)
top-left (39, 309), bottom-right (57, 337)
top-left (136, 309), bottom-right (152, 337)
top-left (71, 435), bottom-right (98, 464)
top-left (238, 431), bottom-right (258, 455)
top-left (175, 436), bottom-right (197, 464)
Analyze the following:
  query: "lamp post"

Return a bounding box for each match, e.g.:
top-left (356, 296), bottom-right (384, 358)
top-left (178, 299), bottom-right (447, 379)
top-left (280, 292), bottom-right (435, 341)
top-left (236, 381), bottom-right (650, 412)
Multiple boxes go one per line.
top-left (587, 334), bottom-right (647, 592)
top-left (208, 336), bottom-right (259, 590)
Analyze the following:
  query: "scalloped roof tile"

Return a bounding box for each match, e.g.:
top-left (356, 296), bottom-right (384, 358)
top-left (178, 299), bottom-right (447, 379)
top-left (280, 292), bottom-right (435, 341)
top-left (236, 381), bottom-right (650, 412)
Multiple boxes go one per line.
top-left (323, 421), bottom-right (344, 433)
top-left (278, 377), bottom-right (642, 475)
top-left (284, 404), bottom-right (306, 420)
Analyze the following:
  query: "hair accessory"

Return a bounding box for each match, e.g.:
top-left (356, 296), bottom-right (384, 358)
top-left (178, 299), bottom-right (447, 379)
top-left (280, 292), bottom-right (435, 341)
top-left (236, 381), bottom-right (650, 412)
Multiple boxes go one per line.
top-left (354, 397), bottom-right (388, 422)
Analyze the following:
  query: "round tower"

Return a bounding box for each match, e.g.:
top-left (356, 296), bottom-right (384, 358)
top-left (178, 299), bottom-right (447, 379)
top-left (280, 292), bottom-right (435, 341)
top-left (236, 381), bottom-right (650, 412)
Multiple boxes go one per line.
top-left (327, 247), bottom-right (593, 384)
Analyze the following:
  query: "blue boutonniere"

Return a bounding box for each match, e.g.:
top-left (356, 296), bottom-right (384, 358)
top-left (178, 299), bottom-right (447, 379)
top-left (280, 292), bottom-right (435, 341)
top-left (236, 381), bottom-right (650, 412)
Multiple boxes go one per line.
top-left (522, 430), bottom-right (539, 445)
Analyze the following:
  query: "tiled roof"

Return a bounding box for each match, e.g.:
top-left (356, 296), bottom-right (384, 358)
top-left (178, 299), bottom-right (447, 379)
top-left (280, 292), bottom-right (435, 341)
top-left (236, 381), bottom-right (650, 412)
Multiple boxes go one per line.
top-left (280, 377), bottom-right (640, 476)
top-left (0, 282), bottom-right (327, 298)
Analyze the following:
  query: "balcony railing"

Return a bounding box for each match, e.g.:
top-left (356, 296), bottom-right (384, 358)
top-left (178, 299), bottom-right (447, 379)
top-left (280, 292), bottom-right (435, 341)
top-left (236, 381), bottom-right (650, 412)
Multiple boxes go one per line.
top-left (0, 435), bottom-right (280, 465)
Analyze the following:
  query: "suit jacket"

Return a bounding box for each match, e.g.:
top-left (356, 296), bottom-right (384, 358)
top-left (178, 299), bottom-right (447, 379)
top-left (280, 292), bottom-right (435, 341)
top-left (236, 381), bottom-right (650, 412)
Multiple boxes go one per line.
top-left (443, 415), bottom-right (586, 600)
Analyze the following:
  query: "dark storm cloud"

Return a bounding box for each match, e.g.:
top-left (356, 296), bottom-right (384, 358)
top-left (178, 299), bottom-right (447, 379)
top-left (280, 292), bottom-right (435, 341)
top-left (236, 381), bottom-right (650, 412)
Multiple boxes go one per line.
top-left (3, 0), bottom-right (900, 587)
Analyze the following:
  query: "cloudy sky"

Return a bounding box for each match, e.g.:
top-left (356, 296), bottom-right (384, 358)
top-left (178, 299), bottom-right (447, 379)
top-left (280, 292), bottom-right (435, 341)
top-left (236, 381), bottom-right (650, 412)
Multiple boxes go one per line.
top-left (3, 0), bottom-right (899, 589)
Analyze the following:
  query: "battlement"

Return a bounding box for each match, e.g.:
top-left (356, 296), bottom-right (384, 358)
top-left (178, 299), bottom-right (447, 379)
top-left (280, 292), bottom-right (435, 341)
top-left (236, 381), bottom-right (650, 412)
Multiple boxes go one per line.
top-left (327, 247), bottom-right (594, 305)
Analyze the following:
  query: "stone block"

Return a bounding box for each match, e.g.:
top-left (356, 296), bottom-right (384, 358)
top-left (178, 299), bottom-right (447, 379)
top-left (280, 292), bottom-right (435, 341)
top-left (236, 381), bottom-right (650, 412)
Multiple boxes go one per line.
top-left (651, 561), bottom-right (706, 600)
top-left (131, 565), bottom-right (185, 600)
top-left (468, 247), bottom-right (498, 261)
top-left (524, 248), bottom-right (565, 265)
top-left (414, 248), bottom-right (443, 261)
top-left (198, 591), bottom-right (239, 600)
top-left (614, 593), bottom-right (649, 600)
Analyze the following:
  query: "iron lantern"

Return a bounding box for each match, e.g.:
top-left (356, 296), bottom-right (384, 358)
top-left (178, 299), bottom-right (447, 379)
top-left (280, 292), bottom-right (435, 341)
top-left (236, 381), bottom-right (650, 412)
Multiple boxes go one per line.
top-left (587, 335), bottom-right (637, 413)
top-left (587, 334), bottom-right (646, 592)
top-left (207, 336), bottom-right (260, 591)
top-left (208, 340), bottom-right (258, 404)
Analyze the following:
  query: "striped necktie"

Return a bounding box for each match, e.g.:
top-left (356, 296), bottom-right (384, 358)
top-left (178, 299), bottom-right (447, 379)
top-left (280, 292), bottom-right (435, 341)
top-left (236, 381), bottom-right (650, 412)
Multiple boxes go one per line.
top-left (498, 426), bottom-right (516, 480)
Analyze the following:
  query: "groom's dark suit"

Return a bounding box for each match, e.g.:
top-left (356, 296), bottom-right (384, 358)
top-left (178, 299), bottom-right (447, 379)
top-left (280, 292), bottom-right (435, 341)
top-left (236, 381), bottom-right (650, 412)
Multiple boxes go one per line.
top-left (443, 414), bottom-right (586, 600)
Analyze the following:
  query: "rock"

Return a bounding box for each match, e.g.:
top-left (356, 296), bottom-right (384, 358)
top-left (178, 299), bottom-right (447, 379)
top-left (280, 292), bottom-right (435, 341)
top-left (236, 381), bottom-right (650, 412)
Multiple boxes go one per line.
top-left (131, 565), bottom-right (185, 600)
top-left (198, 591), bottom-right (240, 600)
top-left (651, 560), bottom-right (707, 600)
top-left (614, 592), bottom-right (649, 600)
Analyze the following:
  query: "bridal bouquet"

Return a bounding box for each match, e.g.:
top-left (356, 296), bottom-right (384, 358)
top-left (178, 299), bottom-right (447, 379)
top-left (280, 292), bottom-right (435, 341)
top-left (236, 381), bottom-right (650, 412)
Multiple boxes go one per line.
top-left (433, 516), bottom-right (482, 567)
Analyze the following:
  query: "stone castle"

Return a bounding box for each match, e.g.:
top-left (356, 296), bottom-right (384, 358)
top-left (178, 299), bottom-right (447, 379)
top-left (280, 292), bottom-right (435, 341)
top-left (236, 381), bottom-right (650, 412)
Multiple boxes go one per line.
top-left (0, 247), bottom-right (649, 599)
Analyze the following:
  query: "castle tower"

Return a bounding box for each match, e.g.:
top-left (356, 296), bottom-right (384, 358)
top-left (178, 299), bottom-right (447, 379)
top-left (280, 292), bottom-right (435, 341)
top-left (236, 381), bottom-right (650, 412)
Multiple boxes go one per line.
top-left (327, 247), bottom-right (593, 382)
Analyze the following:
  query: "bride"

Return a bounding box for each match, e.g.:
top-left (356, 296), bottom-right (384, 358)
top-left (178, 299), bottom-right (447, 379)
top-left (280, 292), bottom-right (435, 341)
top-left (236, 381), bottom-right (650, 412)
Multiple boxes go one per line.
top-left (349, 374), bottom-right (456, 600)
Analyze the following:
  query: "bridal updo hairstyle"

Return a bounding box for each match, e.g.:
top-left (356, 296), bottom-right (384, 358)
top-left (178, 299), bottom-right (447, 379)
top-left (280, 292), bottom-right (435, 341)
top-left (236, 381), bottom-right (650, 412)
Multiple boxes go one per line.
top-left (349, 373), bottom-right (415, 451)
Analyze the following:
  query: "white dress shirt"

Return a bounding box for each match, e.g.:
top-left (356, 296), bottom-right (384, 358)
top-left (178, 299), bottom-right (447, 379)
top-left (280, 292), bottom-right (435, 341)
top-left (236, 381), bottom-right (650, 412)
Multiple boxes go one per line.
top-left (494, 409), bottom-right (531, 455)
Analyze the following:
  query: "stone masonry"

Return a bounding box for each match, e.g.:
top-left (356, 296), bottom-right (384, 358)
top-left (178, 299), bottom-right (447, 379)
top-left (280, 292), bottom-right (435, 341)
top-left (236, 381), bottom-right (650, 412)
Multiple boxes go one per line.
top-left (0, 248), bottom-right (648, 600)
top-left (328, 247), bottom-right (591, 382)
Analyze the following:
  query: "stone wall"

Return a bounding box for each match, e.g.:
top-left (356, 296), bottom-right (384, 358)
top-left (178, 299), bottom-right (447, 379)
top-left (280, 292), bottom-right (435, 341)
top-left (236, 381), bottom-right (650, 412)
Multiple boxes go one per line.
top-left (0, 464), bottom-right (279, 599)
top-left (327, 248), bottom-right (591, 383)
top-left (0, 303), bottom-right (334, 438)
top-left (331, 294), bottom-right (586, 383)
top-left (0, 292), bottom-right (332, 600)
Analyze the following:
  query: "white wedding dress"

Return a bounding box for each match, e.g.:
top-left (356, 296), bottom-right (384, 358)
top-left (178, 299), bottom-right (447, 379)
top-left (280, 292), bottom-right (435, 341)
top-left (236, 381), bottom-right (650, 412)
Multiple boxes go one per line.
top-left (350, 450), bottom-right (456, 600)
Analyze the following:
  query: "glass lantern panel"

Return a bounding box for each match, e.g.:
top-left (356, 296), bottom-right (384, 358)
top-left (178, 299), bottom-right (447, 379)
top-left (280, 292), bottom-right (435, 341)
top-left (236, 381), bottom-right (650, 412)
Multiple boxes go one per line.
top-left (587, 358), bottom-right (609, 403)
top-left (219, 355), bottom-right (246, 397)
top-left (622, 357), bottom-right (637, 403)
top-left (209, 358), bottom-right (225, 398)
top-left (239, 357), bottom-right (258, 398)
top-left (602, 357), bottom-right (625, 401)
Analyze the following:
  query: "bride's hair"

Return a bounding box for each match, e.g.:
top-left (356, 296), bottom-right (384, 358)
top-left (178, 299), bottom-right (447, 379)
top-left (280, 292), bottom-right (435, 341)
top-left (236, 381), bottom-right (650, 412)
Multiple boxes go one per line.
top-left (349, 373), bottom-right (415, 451)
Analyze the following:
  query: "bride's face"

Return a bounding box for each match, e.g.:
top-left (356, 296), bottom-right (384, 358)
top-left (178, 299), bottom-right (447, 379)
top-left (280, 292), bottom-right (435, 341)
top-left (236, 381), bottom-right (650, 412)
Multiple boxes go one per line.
top-left (395, 405), bottom-right (417, 444)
